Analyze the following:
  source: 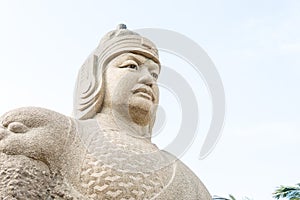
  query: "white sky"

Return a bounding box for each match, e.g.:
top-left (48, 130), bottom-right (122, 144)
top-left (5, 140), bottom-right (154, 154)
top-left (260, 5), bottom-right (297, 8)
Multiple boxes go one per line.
top-left (0, 0), bottom-right (299, 199)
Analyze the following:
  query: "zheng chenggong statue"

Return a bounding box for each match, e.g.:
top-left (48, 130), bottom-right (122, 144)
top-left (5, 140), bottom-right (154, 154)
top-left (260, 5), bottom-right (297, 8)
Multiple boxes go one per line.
top-left (0, 24), bottom-right (211, 199)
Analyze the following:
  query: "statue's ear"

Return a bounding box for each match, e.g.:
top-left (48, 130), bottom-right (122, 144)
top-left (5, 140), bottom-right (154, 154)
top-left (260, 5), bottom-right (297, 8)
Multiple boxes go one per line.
top-left (73, 54), bottom-right (103, 120)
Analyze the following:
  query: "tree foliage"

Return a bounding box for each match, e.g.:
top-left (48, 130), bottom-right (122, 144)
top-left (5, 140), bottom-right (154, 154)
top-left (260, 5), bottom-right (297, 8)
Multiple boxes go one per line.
top-left (273, 183), bottom-right (300, 200)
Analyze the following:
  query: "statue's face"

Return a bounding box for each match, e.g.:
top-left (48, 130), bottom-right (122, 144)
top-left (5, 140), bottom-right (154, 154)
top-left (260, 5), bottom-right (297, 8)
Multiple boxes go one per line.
top-left (102, 53), bottom-right (160, 126)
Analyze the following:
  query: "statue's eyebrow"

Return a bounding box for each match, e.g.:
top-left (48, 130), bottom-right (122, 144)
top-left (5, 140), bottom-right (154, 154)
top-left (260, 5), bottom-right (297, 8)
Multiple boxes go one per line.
top-left (126, 54), bottom-right (143, 65)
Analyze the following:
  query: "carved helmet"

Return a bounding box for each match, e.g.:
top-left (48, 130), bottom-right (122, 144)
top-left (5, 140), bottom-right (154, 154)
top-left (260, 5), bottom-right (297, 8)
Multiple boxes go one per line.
top-left (73, 24), bottom-right (160, 119)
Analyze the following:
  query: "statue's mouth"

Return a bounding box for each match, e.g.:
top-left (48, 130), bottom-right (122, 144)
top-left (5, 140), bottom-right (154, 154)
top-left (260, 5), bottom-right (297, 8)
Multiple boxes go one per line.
top-left (132, 87), bottom-right (155, 101)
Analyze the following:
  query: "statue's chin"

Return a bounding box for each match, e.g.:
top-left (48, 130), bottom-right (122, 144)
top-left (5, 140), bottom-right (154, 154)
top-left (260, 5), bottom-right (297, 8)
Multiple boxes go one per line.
top-left (128, 97), bottom-right (154, 126)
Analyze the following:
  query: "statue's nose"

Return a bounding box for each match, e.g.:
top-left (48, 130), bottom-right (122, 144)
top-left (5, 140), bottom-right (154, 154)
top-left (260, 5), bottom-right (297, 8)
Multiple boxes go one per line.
top-left (138, 70), bottom-right (155, 87)
top-left (138, 75), bottom-right (153, 87)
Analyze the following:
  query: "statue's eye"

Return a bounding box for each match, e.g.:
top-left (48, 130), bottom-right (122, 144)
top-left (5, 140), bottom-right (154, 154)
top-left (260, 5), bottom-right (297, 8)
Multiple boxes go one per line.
top-left (127, 64), bottom-right (138, 70)
top-left (7, 122), bottom-right (29, 133)
top-left (151, 73), bottom-right (158, 79)
top-left (119, 60), bottom-right (139, 70)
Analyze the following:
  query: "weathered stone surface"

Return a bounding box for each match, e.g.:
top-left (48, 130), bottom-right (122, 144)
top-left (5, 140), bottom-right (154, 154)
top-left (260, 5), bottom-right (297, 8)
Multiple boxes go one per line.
top-left (0, 25), bottom-right (211, 199)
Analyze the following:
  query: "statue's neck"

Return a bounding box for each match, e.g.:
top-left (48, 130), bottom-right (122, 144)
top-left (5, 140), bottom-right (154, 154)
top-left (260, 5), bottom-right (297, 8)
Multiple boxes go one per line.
top-left (94, 109), bottom-right (151, 140)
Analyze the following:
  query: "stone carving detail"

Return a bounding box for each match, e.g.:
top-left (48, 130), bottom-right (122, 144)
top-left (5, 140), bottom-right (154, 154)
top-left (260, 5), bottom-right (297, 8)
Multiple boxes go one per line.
top-left (0, 25), bottom-right (211, 199)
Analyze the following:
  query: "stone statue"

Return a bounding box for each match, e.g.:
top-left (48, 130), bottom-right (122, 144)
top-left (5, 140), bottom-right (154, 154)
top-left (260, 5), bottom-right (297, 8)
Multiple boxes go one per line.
top-left (0, 24), bottom-right (211, 199)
